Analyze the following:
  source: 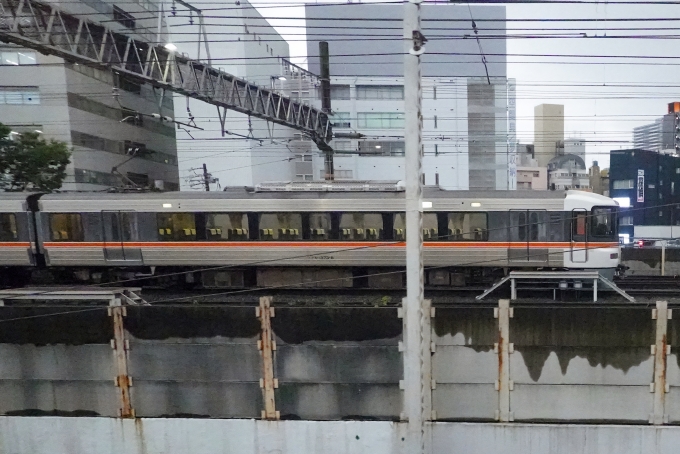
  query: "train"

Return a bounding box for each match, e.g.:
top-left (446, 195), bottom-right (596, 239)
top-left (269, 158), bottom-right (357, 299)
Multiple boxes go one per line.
top-left (0, 184), bottom-right (620, 289)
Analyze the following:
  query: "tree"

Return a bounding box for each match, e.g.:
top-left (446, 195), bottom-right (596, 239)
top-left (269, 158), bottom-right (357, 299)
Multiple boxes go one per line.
top-left (0, 123), bottom-right (70, 191)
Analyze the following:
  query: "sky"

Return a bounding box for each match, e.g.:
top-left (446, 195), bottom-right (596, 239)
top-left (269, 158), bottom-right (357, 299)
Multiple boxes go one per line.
top-left (185, 0), bottom-right (680, 169)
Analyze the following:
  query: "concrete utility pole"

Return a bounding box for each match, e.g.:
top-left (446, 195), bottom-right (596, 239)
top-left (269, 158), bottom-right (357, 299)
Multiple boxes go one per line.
top-left (403, 0), bottom-right (429, 453)
top-left (202, 163), bottom-right (210, 191)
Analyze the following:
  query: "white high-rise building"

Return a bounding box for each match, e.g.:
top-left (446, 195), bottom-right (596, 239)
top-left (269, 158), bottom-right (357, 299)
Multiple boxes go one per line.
top-left (305, 3), bottom-right (512, 190)
top-left (169, 0), bottom-right (296, 190)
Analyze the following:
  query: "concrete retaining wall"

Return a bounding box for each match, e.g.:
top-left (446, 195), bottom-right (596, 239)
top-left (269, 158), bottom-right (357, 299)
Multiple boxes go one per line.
top-left (5, 418), bottom-right (680, 454)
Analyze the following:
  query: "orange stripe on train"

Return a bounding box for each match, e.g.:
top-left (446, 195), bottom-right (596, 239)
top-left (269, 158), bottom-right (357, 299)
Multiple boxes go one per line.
top-left (41, 241), bottom-right (620, 248)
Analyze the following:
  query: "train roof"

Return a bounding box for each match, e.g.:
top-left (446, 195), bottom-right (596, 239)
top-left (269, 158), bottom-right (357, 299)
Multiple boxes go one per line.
top-left (28, 188), bottom-right (613, 213)
top-left (0, 189), bottom-right (616, 213)
top-left (36, 187), bottom-right (570, 201)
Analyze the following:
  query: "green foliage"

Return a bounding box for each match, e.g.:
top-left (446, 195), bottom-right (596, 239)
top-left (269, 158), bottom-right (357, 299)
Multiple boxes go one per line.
top-left (0, 123), bottom-right (71, 192)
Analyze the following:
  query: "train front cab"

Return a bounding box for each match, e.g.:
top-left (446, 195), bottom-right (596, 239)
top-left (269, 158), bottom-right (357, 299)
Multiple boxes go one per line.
top-left (565, 192), bottom-right (620, 280)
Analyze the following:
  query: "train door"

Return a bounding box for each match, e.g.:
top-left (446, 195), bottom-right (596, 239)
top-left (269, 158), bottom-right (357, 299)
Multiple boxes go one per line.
top-left (508, 210), bottom-right (528, 263)
top-left (102, 211), bottom-right (142, 263)
top-left (571, 209), bottom-right (588, 263)
top-left (508, 210), bottom-right (548, 263)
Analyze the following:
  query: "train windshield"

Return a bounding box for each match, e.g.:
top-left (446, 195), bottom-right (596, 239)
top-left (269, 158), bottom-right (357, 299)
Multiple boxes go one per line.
top-left (590, 207), bottom-right (618, 239)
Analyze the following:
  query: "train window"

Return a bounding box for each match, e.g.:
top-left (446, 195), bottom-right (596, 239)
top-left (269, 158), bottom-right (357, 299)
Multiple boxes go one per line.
top-left (309, 213), bottom-right (331, 240)
top-left (206, 213), bottom-right (248, 240)
top-left (102, 211), bottom-right (136, 242)
top-left (517, 212), bottom-right (527, 241)
top-left (157, 213), bottom-right (196, 241)
top-left (393, 213), bottom-right (438, 240)
top-left (447, 212), bottom-right (487, 241)
top-left (50, 213), bottom-right (84, 241)
top-left (591, 207), bottom-right (617, 238)
top-left (339, 213), bottom-right (383, 240)
top-left (573, 212), bottom-right (587, 237)
top-left (530, 212), bottom-right (539, 241)
top-left (259, 213), bottom-right (302, 240)
top-left (0, 214), bottom-right (17, 241)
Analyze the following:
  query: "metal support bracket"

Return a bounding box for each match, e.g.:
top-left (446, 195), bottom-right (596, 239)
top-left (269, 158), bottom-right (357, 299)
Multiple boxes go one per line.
top-left (257, 296), bottom-right (279, 420)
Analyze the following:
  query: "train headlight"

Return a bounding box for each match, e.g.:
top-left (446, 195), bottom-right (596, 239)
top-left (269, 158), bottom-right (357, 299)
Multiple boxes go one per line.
top-left (471, 202), bottom-right (481, 207)
top-left (162, 203), bottom-right (172, 208)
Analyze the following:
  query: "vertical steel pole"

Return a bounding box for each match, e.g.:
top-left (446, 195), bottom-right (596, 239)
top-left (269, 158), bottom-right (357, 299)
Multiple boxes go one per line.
top-left (319, 41), bottom-right (334, 181)
top-left (404, 0), bottom-right (428, 452)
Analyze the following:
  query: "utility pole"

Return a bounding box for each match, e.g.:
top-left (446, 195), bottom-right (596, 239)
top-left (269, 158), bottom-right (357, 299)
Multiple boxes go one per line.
top-left (319, 41), bottom-right (333, 180)
top-left (185, 165), bottom-right (218, 191)
top-left (202, 163), bottom-right (210, 191)
top-left (403, 0), bottom-right (429, 453)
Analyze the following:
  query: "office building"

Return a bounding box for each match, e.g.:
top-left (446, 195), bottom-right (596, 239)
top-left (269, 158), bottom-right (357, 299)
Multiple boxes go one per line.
top-left (609, 149), bottom-right (680, 236)
top-left (168, 0), bottom-right (296, 190)
top-left (0, 1), bottom-right (179, 190)
top-left (305, 3), bottom-right (512, 190)
top-left (534, 104), bottom-right (564, 168)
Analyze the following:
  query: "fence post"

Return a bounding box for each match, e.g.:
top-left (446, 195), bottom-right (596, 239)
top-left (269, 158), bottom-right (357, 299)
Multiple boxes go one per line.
top-left (257, 296), bottom-right (279, 420)
top-left (495, 299), bottom-right (513, 422)
top-left (109, 296), bottom-right (133, 418)
top-left (651, 301), bottom-right (671, 424)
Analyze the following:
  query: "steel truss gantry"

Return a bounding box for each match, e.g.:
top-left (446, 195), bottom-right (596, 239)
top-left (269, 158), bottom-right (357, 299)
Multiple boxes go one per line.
top-left (0, 0), bottom-right (332, 149)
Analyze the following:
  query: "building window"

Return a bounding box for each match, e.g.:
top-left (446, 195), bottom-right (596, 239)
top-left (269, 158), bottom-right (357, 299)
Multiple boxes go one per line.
top-left (335, 169), bottom-right (353, 179)
top-left (330, 85), bottom-right (350, 100)
top-left (333, 140), bottom-right (352, 151)
top-left (296, 154), bottom-right (313, 162)
top-left (74, 168), bottom-right (118, 186)
top-left (612, 179), bottom-right (634, 190)
top-left (357, 112), bottom-right (405, 129)
top-left (1, 51), bottom-right (36, 65)
top-left (113, 6), bottom-right (136, 29)
top-left (358, 140), bottom-right (405, 156)
top-left (115, 74), bottom-right (141, 94)
top-left (620, 215), bottom-right (633, 225)
top-left (0, 87), bottom-right (39, 104)
top-left (295, 174), bottom-right (313, 181)
top-left (290, 91), bottom-right (310, 100)
top-left (356, 85), bottom-right (404, 100)
top-left (330, 112), bottom-right (351, 129)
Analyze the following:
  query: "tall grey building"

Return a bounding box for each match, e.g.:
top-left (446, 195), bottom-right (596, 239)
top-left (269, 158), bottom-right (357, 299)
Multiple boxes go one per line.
top-left (0, 0), bottom-right (179, 190)
top-left (305, 3), bottom-right (511, 190)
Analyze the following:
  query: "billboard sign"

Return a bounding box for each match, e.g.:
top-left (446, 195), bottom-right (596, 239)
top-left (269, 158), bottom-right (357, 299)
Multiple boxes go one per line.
top-left (637, 170), bottom-right (645, 202)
